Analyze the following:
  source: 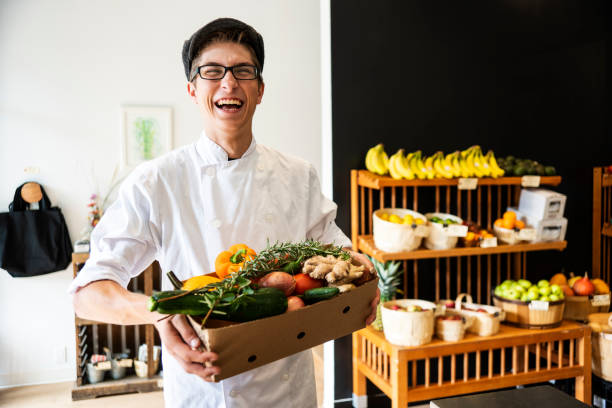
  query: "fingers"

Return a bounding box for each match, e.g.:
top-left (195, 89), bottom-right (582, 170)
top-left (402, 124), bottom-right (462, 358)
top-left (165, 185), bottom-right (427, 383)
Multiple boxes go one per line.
top-left (154, 315), bottom-right (221, 381)
top-left (365, 288), bottom-right (381, 325)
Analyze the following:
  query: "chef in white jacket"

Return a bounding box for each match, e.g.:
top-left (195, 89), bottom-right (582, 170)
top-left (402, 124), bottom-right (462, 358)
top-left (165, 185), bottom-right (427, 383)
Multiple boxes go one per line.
top-left (70, 17), bottom-right (378, 408)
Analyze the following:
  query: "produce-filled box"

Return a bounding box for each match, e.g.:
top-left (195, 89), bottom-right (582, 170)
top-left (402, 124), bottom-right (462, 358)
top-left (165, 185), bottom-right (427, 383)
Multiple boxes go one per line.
top-left (188, 277), bottom-right (378, 381)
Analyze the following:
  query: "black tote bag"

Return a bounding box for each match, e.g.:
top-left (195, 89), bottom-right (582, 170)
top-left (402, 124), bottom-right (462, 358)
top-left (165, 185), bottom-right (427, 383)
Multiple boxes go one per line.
top-left (0, 183), bottom-right (73, 277)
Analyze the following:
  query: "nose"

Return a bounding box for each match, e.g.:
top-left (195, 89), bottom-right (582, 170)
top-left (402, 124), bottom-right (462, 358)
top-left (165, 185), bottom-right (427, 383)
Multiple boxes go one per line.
top-left (220, 69), bottom-right (238, 89)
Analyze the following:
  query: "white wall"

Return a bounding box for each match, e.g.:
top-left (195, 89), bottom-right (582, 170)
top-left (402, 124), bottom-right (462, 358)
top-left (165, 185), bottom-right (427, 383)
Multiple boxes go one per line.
top-left (0, 0), bottom-right (322, 386)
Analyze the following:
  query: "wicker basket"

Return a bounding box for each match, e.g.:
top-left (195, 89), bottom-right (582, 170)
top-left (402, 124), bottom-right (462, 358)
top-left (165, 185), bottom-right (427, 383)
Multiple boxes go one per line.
top-left (435, 312), bottom-right (474, 342)
top-left (373, 209), bottom-right (429, 252)
top-left (492, 293), bottom-right (564, 329)
top-left (588, 313), bottom-right (612, 382)
top-left (424, 213), bottom-right (464, 250)
top-left (134, 359), bottom-right (160, 378)
top-left (564, 294), bottom-right (610, 322)
top-left (380, 299), bottom-right (437, 346)
top-left (439, 294), bottom-right (505, 336)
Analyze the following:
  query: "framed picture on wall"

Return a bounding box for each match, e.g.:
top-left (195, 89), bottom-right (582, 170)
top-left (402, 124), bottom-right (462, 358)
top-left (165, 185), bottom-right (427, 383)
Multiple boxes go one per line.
top-left (120, 106), bottom-right (173, 169)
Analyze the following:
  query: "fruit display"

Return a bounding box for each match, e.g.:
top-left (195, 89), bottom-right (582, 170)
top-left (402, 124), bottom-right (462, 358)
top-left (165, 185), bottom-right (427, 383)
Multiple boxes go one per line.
top-left (497, 156), bottom-right (556, 177)
top-left (439, 294), bottom-right (504, 336)
top-left (373, 209), bottom-right (429, 252)
top-left (493, 211), bottom-right (526, 231)
top-left (424, 212), bottom-right (464, 250)
top-left (493, 210), bottom-right (534, 245)
top-left (435, 313), bottom-right (472, 342)
top-left (549, 272), bottom-right (610, 297)
top-left (494, 279), bottom-right (565, 303)
top-left (376, 211), bottom-right (426, 226)
top-left (460, 221), bottom-right (495, 247)
top-left (365, 144), bottom-right (505, 179)
top-left (380, 299), bottom-right (437, 346)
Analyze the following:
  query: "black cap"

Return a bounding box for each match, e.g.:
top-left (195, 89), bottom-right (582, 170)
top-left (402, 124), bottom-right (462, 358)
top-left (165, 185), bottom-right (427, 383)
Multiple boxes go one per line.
top-left (182, 18), bottom-right (265, 81)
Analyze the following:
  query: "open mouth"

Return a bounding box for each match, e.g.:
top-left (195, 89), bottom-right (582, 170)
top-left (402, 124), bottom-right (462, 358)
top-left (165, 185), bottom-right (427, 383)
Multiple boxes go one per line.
top-left (215, 98), bottom-right (244, 112)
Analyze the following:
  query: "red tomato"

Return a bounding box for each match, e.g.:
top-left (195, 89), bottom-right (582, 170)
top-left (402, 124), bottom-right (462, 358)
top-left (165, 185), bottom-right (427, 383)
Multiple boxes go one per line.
top-left (293, 273), bottom-right (323, 295)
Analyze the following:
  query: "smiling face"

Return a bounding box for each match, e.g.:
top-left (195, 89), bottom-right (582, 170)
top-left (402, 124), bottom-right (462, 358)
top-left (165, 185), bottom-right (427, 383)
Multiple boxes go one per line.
top-left (187, 41), bottom-right (264, 143)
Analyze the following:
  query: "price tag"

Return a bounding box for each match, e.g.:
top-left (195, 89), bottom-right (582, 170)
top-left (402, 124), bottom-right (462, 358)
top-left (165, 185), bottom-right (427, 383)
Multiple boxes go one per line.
top-left (521, 175), bottom-right (541, 188)
top-left (446, 224), bottom-right (468, 237)
top-left (480, 237), bottom-right (497, 248)
top-left (96, 361), bottom-right (111, 370)
top-left (592, 294), bottom-right (611, 307)
top-left (118, 359), bottom-right (133, 368)
top-left (458, 178), bottom-right (478, 190)
top-left (529, 300), bottom-right (549, 311)
top-left (517, 228), bottom-right (537, 241)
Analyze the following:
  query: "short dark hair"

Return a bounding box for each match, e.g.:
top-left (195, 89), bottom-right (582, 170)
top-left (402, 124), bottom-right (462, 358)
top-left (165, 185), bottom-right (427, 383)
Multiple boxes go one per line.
top-left (182, 18), bottom-right (265, 81)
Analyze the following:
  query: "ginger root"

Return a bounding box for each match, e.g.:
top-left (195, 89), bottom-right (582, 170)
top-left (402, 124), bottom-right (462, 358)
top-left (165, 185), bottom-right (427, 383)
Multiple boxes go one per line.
top-left (302, 255), bottom-right (365, 287)
top-left (328, 283), bottom-right (356, 293)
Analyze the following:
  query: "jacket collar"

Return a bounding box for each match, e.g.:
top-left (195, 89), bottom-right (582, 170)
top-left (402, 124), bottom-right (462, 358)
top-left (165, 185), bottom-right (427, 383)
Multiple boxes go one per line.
top-left (195, 131), bottom-right (257, 164)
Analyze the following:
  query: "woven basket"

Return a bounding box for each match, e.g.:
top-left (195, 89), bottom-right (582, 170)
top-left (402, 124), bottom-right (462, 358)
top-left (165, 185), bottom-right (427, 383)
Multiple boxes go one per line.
top-left (564, 295), bottom-right (610, 322)
top-left (589, 313), bottom-right (612, 382)
top-left (373, 209), bottom-right (429, 253)
top-left (381, 299), bottom-right (437, 346)
top-left (134, 359), bottom-right (160, 378)
top-left (492, 293), bottom-right (564, 329)
top-left (439, 294), bottom-right (505, 336)
top-left (435, 312), bottom-right (474, 342)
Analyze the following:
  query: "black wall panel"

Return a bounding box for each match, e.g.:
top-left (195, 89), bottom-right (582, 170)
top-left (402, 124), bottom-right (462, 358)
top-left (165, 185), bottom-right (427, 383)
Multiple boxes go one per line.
top-left (331, 0), bottom-right (610, 402)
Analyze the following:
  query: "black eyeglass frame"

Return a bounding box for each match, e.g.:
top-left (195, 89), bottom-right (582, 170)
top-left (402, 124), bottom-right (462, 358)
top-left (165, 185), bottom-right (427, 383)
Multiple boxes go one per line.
top-left (191, 64), bottom-right (260, 81)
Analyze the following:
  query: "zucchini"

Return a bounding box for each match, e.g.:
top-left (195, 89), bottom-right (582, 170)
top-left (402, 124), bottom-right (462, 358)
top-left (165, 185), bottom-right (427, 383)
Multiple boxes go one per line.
top-left (148, 287), bottom-right (288, 322)
top-left (302, 286), bottom-right (340, 303)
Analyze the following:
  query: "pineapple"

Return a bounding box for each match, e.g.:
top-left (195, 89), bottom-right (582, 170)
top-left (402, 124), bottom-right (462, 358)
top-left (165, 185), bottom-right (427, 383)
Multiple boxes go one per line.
top-left (369, 256), bottom-right (403, 331)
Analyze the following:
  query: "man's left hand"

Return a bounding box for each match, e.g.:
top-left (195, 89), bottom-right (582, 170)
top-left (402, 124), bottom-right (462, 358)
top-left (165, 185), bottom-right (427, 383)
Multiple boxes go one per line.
top-left (344, 248), bottom-right (380, 326)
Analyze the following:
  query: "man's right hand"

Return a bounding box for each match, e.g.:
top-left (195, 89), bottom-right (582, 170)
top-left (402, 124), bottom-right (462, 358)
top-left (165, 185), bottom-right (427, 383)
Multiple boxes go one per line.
top-left (154, 314), bottom-right (220, 382)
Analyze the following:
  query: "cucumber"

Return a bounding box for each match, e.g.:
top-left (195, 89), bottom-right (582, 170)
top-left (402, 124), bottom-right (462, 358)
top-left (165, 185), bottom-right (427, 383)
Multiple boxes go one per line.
top-left (302, 287), bottom-right (340, 303)
top-left (148, 287), bottom-right (288, 322)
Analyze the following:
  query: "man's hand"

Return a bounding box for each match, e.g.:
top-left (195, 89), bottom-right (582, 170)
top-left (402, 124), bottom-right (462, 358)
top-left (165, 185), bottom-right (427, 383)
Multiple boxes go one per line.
top-left (344, 248), bottom-right (379, 326)
top-left (154, 314), bottom-right (220, 382)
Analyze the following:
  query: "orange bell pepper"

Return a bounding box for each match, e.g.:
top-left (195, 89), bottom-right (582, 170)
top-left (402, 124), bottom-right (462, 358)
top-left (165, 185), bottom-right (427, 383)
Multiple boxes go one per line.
top-left (214, 244), bottom-right (257, 279)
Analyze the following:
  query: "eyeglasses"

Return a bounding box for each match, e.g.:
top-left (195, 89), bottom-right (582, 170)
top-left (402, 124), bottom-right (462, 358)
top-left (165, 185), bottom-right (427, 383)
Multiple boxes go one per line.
top-left (192, 64), bottom-right (259, 81)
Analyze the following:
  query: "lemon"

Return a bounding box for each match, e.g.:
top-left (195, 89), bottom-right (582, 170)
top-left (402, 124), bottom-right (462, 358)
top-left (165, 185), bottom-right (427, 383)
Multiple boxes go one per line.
top-left (182, 275), bottom-right (221, 291)
top-left (403, 214), bottom-right (414, 225)
top-left (389, 214), bottom-right (402, 224)
top-left (379, 213), bottom-right (389, 221)
top-left (414, 218), bottom-right (425, 225)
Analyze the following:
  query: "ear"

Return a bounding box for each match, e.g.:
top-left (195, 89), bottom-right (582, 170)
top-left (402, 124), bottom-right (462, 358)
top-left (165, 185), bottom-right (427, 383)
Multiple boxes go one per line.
top-left (187, 82), bottom-right (198, 103)
top-left (256, 81), bottom-right (265, 105)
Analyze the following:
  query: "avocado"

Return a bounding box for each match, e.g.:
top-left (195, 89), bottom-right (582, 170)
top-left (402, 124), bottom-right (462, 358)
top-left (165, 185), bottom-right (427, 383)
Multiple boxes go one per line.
top-left (544, 166), bottom-right (556, 176)
top-left (536, 164), bottom-right (546, 176)
top-left (513, 165), bottom-right (527, 177)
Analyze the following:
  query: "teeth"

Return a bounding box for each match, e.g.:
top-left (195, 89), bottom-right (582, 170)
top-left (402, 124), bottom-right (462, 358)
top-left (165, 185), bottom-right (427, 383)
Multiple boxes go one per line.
top-left (216, 99), bottom-right (243, 107)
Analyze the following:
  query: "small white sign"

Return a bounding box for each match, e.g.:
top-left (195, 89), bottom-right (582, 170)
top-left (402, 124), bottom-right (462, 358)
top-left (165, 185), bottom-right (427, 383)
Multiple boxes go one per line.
top-left (517, 228), bottom-right (537, 241)
top-left (446, 224), bottom-right (468, 237)
top-left (480, 237), bottom-right (498, 248)
top-left (521, 175), bottom-right (541, 188)
top-left (592, 294), bottom-right (611, 307)
top-left (96, 361), bottom-right (111, 370)
top-left (529, 300), bottom-right (549, 311)
top-left (414, 225), bottom-right (430, 237)
top-left (603, 333), bottom-right (612, 341)
top-left (458, 178), bottom-right (478, 190)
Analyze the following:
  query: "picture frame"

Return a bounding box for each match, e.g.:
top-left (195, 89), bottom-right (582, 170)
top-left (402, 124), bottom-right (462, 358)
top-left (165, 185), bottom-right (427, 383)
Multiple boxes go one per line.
top-left (120, 106), bottom-right (173, 169)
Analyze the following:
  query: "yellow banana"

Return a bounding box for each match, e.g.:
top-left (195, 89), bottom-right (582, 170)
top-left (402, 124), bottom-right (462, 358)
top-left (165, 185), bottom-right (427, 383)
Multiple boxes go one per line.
top-left (447, 151), bottom-right (461, 178)
top-left (388, 150), bottom-right (404, 180)
top-left (365, 146), bottom-right (378, 173)
top-left (485, 150), bottom-right (505, 178)
top-left (433, 151), bottom-right (454, 179)
top-left (474, 147), bottom-right (491, 177)
top-left (396, 149), bottom-right (415, 180)
top-left (466, 149), bottom-right (485, 178)
top-left (459, 153), bottom-right (473, 178)
top-left (424, 154), bottom-right (436, 179)
top-left (368, 144), bottom-right (389, 175)
top-left (409, 151), bottom-right (427, 179)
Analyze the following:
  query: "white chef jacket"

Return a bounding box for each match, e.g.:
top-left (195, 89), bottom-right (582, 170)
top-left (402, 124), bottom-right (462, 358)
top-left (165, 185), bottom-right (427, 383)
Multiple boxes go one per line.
top-left (69, 133), bottom-right (352, 408)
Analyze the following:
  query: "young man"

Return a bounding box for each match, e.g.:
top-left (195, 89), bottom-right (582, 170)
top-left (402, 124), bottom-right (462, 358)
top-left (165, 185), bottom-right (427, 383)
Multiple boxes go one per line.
top-left (71, 18), bottom-right (378, 407)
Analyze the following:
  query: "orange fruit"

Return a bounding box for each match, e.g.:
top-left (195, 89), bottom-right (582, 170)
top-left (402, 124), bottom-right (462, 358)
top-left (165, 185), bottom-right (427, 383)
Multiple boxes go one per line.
top-left (514, 220), bottom-right (525, 230)
top-left (501, 218), bottom-right (514, 229)
top-left (494, 219), bottom-right (504, 228)
top-left (503, 211), bottom-right (516, 222)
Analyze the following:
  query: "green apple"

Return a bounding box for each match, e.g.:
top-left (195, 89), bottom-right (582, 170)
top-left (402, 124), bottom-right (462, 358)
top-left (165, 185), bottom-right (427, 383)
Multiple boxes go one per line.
top-left (406, 304), bottom-right (423, 312)
top-left (494, 286), bottom-right (503, 297)
top-left (550, 284), bottom-right (562, 296)
top-left (501, 280), bottom-right (514, 291)
top-left (520, 293), bottom-right (529, 302)
top-left (539, 295), bottom-right (550, 302)
top-left (549, 294), bottom-right (560, 302)
top-left (518, 279), bottom-right (532, 289)
top-left (526, 290), bottom-right (539, 301)
top-left (505, 288), bottom-right (521, 300)
top-left (539, 286), bottom-right (552, 296)
top-left (558, 292), bottom-right (565, 300)
top-left (537, 279), bottom-right (550, 288)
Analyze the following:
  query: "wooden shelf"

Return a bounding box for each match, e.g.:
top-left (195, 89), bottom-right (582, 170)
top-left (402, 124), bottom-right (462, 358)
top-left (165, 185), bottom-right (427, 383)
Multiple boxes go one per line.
top-left (71, 375), bottom-right (162, 401)
top-left (602, 223), bottom-right (612, 238)
top-left (356, 169), bottom-right (562, 190)
top-left (358, 235), bottom-right (567, 262)
top-left (603, 172), bottom-right (612, 187)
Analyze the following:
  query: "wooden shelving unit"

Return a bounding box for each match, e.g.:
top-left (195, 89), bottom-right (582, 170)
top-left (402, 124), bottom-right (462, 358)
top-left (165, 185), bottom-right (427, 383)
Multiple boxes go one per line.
top-left (350, 170), bottom-right (589, 407)
top-left (593, 168), bottom-right (612, 283)
top-left (71, 253), bottom-right (163, 400)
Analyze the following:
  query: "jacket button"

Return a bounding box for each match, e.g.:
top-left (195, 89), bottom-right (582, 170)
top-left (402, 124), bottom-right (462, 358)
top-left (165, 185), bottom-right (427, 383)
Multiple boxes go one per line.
top-left (229, 390), bottom-right (239, 398)
top-left (282, 373), bottom-right (290, 381)
top-left (257, 163), bottom-right (265, 172)
top-left (209, 219), bottom-right (222, 229)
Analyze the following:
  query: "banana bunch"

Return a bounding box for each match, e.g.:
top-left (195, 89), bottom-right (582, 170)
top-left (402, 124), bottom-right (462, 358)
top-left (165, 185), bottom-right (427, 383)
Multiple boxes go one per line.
top-left (365, 144), bottom-right (389, 175)
top-left (365, 144), bottom-right (505, 179)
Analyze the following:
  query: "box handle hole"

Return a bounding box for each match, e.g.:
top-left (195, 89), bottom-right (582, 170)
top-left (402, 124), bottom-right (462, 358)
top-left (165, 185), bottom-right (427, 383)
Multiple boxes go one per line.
top-left (343, 306), bottom-right (351, 314)
top-left (297, 331), bottom-right (306, 339)
top-left (248, 355), bottom-right (257, 363)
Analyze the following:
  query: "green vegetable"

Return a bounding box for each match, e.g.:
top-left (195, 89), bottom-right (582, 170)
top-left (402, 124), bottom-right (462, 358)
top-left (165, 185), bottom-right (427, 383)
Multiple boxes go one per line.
top-left (301, 287), bottom-right (340, 303)
top-left (148, 287), bottom-right (287, 322)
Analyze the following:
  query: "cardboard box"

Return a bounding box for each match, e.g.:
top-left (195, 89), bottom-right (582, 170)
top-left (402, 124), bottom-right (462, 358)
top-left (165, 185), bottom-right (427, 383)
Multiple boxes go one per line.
top-left (507, 207), bottom-right (568, 242)
top-left (188, 277), bottom-right (378, 381)
top-left (518, 188), bottom-right (566, 220)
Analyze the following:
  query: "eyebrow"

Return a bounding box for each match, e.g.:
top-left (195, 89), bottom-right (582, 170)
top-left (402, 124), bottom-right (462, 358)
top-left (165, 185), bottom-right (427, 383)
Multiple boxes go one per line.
top-left (200, 61), bottom-right (254, 67)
